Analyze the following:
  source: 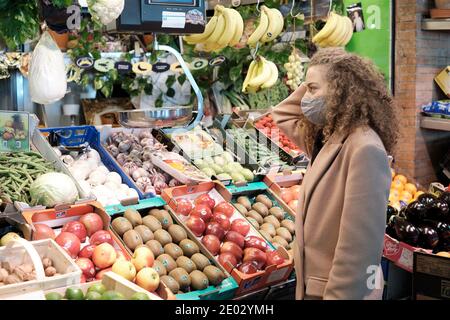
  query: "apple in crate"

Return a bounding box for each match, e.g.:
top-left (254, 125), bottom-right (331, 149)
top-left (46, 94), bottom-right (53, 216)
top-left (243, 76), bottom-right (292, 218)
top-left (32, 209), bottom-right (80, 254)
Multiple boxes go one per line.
top-left (135, 267), bottom-right (160, 292)
top-left (79, 213), bottom-right (103, 237)
top-left (194, 194), bottom-right (215, 210)
top-left (32, 224), bottom-right (55, 240)
top-left (112, 260), bottom-right (136, 281)
top-left (131, 246), bottom-right (154, 272)
top-left (116, 249), bottom-right (129, 261)
top-left (79, 244), bottom-right (96, 259)
top-left (92, 243), bottom-right (117, 269)
top-left (95, 267), bottom-right (112, 280)
top-left (175, 198), bottom-right (193, 216)
top-left (62, 221), bottom-right (87, 242)
top-left (89, 230), bottom-right (113, 246)
top-left (76, 257), bottom-right (96, 279)
top-left (55, 232), bottom-right (81, 259)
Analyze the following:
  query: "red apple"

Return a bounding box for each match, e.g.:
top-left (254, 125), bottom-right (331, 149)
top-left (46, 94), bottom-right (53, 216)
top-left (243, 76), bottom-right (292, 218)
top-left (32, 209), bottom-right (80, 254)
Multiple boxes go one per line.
top-left (194, 194), bottom-right (215, 210)
top-left (243, 248), bottom-right (267, 270)
top-left (55, 232), bottom-right (81, 259)
top-left (92, 243), bottom-right (117, 269)
top-left (32, 224), bottom-right (55, 240)
top-left (190, 204), bottom-right (213, 222)
top-left (213, 202), bottom-right (235, 218)
top-left (231, 219), bottom-right (250, 237)
top-left (220, 241), bottom-right (243, 260)
top-left (201, 234), bottom-right (221, 256)
top-left (205, 221), bottom-right (226, 241)
top-left (79, 213), bottom-right (103, 237)
top-left (224, 231), bottom-right (245, 249)
top-left (62, 221), bottom-right (87, 243)
top-left (89, 230), bottom-right (114, 246)
top-left (95, 267), bottom-right (112, 280)
top-left (238, 261), bottom-right (259, 274)
top-left (212, 212), bottom-right (231, 231)
top-left (75, 257), bottom-right (96, 279)
top-left (244, 236), bottom-right (269, 252)
top-left (218, 253), bottom-right (238, 268)
top-left (79, 244), bottom-right (96, 259)
top-left (185, 216), bottom-right (206, 237)
top-left (266, 250), bottom-right (286, 266)
top-left (175, 198), bottom-right (193, 216)
top-left (135, 267), bottom-right (160, 292)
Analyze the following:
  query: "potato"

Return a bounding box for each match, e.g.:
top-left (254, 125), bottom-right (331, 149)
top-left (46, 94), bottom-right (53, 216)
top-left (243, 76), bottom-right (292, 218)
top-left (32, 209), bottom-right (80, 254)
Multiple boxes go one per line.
top-left (0, 268), bottom-right (8, 282)
top-left (45, 267), bottom-right (57, 277)
top-left (42, 258), bottom-right (53, 269)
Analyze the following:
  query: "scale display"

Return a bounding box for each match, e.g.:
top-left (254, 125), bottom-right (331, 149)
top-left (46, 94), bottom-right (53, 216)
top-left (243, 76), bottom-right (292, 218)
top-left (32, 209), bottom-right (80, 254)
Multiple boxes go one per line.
top-left (148, 0), bottom-right (196, 5)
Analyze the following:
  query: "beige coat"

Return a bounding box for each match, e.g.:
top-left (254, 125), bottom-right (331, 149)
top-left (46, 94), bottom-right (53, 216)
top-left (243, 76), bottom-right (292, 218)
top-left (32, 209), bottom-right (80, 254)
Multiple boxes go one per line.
top-left (272, 86), bottom-right (391, 300)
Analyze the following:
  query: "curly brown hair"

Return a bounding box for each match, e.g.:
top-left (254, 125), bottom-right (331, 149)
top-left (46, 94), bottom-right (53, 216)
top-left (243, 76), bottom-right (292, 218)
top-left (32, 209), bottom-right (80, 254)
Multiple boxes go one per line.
top-left (301, 47), bottom-right (398, 154)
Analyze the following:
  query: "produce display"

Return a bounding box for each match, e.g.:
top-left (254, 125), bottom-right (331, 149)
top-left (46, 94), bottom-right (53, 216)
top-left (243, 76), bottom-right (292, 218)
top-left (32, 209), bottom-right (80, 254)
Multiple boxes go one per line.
top-left (111, 207), bottom-right (227, 294)
top-left (254, 114), bottom-right (304, 157)
top-left (226, 128), bottom-right (287, 168)
top-left (386, 191), bottom-right (450, 255)
top-left (0, 256), bottom-right (59, 287)
top-left (0, 152), bottom-right (78, 207)
top-left (242, 56), bottom-right (279, 93)
top-left (312, 12), bottom-right (353, 48)
top-left (388, 173), bottom-right (424, 211)
top-left (247, 6), bottom-right (284, 46)
top-left (170, 127), bottom-right (223, 159)
top-left (171, 191), bottom-right (289, 275)
top-left (105, 130), bottom-right (181, 195)
top-left (232, 193), bottom-right (295, 252)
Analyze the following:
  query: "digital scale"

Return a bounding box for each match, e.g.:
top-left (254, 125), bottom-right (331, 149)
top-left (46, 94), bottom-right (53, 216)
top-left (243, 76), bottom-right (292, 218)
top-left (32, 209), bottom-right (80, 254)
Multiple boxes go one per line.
top-left (106, 0), bottom-right (206, 34)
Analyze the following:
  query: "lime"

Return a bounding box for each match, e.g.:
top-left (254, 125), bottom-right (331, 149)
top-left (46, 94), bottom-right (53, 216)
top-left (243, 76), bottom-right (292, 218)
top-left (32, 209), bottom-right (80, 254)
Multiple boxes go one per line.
top-left (65, 287), bottom-right (84, 300)
top-left (101, 290), bottom-right (125, 300)
top-left (45, 292), bottom-right (63, 300)
top-left (85, 291), bottom-right (102, 300)
top-left (130, 292), bottom-right (150, 300)
top-left (87, 283), bottom-right (107, 295)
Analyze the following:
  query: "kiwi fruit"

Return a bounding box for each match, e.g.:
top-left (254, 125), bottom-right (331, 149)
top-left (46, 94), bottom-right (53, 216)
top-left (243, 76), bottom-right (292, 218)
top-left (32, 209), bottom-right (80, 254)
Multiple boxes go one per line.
top-left (168, 225), bottom-right (187, 244)
top-left (152, 260), bottom-right (167, 277)
top-left (164, 243), bottom-right (183, 260)
top-left (157, 254), bottom-right (177, 273)
top-left (179, 239), bottom-right (200, 257)
top-left (247, 210), bottom-right (263, 225)
top-left (124, 209), bottom-right (142, 227)
top-left (146, 239), bottom-right (164, 257)
top-left (160, 275), bottom-right (180, 294)
top-left (281, 219), bottom-right (295, 235)
top-left (176, 256), bottom-right (197, 274)
top-left (233, 203), bottom-right (247, 215)
top-left (255, 195), bottom-right (273, 209)
top-left (272, 235), bottom-right (289, 249)
top-left (252, 202), bottom-right (269, 217)
top-left (153, 209), bottom-right (173, 230)
top-left (259, 230), bottom-right (273, 242)
top-left (142, 215), bottom-right (162, 232)
top-left (269, 207), bottom-right (285, 221)
top-left (123, 230), bottom-right (143, 251)
top-left (191, 253), bottom-right (211, 271)
top-left (276, 227), bottom-right (293, 243)
top-left (190, 270), bottom-right (209, 290)
top-left (154, 229), bottom-right (173, 247)
top-left (237, 196), bottom-right (252, 211)
top-left (260, 223), bottom-right (276, 237)
top-left (264, 215), bottom-right (281, 229)
top-left (203, 265), bottom-right (225, 286)
top-left (134, 225), bottom-right (154, 243)
top-left (149, 208), bottom-right (161, 216)
top-left (247, 217), bottom-right (259, 230)
top-left (169, 268), bottom-right (191, 289)
top-left (112, 217), bottom-right (132, 236)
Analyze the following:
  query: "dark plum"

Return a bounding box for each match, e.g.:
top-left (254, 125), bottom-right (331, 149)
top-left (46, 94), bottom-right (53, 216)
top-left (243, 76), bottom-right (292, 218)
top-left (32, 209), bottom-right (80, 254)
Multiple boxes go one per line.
top-left (404, 201), bottom-right (427, 223)
top-left (417, 226), bottom-right (439, 249)
top-left (393, 216), bottom-right (419, 246)
top-left (417, 193), bottom-right (437, 208)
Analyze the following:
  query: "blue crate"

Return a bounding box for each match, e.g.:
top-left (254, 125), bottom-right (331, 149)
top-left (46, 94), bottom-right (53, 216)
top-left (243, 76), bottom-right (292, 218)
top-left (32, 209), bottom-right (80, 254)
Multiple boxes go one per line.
top-left (39, 126), bottom-right (150, 200)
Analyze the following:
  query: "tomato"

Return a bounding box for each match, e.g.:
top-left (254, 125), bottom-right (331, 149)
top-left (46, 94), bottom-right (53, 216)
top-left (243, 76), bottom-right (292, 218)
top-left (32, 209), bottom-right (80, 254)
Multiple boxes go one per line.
top-left (238, 261), bottom-right (259, 274)
top-left (213, 202), bottom-right (235, 218)
top-left (243, 248), bottom-right (267, 269)
top-left (230, 219), bottom-right (250, 237)
top-left (202, 235), bottom-right (221, 256)
top-left (186, 216), bottom-right (206, 237)
top-left (194, 194), bottom-right (216, 209)
top-left (266, 250), bottom-right (286, 266)
top-left (218, 253), bottom-right (238, 268)
top-left (220, 241), bottom-right (243, 260)
top-left (175, 198), bottom-right (193, 216)
top-left (205, 222), bottom-right (226, 241)
top-left (244, 236), bottom-right (269, 252)
top-left (224, 231), bottom-right (245, 248)
top-left (212, 212), bottom-right (231, 231)
top-left (190, 204), bottom-right (213, 222)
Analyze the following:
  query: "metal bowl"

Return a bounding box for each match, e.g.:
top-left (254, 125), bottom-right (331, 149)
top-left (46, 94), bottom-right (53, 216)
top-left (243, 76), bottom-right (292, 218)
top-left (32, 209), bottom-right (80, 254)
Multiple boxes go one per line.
top-left (118, 106), bottom-right (193, 129)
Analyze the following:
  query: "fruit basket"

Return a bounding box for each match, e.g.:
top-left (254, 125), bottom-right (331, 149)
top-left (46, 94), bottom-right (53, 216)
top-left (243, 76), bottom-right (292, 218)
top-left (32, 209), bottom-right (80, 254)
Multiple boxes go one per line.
top-left (0, 238), bottom-right (81, 298)
top-left (109, 199), bottom-right (238, 300)
top-left (21, 202), bottom-right (130, 283)
top-left (162, 181), bottom-right (294, 297)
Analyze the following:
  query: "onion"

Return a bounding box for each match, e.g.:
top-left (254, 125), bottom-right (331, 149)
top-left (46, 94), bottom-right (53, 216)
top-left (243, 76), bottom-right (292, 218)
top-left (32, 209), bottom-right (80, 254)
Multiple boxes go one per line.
top-left (106, 172), bottom-right (122, 186)
top-left (96, 165), bottom-right (110, 174)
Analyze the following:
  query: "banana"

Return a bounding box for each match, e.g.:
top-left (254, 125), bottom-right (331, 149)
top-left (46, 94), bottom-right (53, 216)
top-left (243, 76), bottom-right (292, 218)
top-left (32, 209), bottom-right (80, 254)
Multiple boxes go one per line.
top-left (248, 57), bottom-right (272, 89)
top-left (184, 15), bottom-right (218, 44)
top-left (247, 60), bottom-right (263, 93)
top-left (260, 6), bottom-right (280, 43)
top-left (247, 9), bottom-right (269, 47)
top-left (271, 8), bottom-right (285, 39)
top-left (261, 60), bottom-right (279, 89)
top-left (312, 12), bottom-right (340, 44)
top-left (338, 16), bottom-right (354, 47)
top-left (204, 13), bottom-right (226, 45)
top-left (229, 9), bottom-right (244, 47)
top-left (326, 15), bottom-right (348, 46)
top-left (216, 8), bottom-right (237, 47)
top-left (242, 60), bottom-right (257, 93)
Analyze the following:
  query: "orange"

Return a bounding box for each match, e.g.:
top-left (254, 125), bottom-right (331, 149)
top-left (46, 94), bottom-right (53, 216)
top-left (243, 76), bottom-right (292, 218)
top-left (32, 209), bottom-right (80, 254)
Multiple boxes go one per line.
top-left (390, 200), bottom-right (401, 212)
top-left (389, 194), bottom-right (399, 204)
top-left (400, 191), bottom-right (413, 202)
top-left (390, 189), bottom-right (400, 199)
top-left (394, 174), bottom-right (407, 185)
top-left (391, 179), bottom-right (404, 192)
top-left (404, 183), bottom-right (417, 195)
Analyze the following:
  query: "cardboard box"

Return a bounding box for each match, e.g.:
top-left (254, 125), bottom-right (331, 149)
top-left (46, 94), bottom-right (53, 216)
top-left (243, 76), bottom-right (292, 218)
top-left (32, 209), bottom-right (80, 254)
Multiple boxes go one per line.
top-left (435, 66), bottom-right (450, 98)
top-left (413, 252), bottom-right (450, 300)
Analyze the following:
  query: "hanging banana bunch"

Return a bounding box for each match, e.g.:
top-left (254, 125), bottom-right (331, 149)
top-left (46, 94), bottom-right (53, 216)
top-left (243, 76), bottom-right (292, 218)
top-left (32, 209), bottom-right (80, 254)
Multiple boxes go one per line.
top-left (247, 5), bottom-right (285, 47)
top-left (183, 5), bottom-right (244, 52)
top-left (312, 12), bottom-right (353, 48)
top-left (242, 56), bottom-right (279, 94)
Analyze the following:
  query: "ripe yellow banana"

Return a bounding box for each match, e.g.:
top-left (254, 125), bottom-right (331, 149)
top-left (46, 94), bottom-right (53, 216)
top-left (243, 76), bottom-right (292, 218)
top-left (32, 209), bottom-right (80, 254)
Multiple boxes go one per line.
top-left (260, 6), bottom-right (279, 43)
top-left (247, 60), bottom-right (264, 93)
top-left (216, 8), bottom-right (237, 47)
top-left (204, 13), bottom-right (226, 45)
top-left (242, 60), bottom-right (257, 93)
top-left (248, 57), bottom-right (272, 89)
top-left (326, 15), bottom-right (348, 46)
top-left (261, 60), bottom-right (279, 89)
top-left (229, 9), bottom-right (244, 47)
top-left (271, 8), bottom-right (285, 39)
top-left (247, 10), bottom-right (269, 47)
top-left (184, 15), bottom-right (218, 44)
top-left (338, 16), bottom-right (354, 46)
top-left (312, 12), bottom-right (340, 44)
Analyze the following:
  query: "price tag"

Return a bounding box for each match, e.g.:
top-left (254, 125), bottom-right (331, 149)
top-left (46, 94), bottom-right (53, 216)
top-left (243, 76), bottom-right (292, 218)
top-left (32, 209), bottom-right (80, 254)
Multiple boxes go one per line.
top-left (161, 11), bottom-right (186, 29)
top-left (115, 61), bottom-right (132, 75)
top-left (132, 61), bottom-right (153, 75)
top-left (209, 55), bottom-right (226, 67)
top-left (152, 62), bottom-right (171, 73)
top-left (170, 62), bottom-right (184, 74)
top-left (76, 56), bottom-right (94, 69)
top-left (0, 111), bottom-right (30, 153)
top-left (94, 58), bottom-right (115, 73)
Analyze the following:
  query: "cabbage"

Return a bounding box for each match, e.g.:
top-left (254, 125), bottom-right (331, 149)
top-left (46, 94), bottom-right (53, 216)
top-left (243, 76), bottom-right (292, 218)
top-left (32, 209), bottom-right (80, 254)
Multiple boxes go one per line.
top-left (29, 173), bottom-right (79, 207)
top-left (87, 0), bottom-right (125, 25)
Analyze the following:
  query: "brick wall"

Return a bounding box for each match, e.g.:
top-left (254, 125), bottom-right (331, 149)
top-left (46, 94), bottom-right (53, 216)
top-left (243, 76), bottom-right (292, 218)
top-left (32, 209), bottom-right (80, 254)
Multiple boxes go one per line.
top-left (394, 0), bottom-right (450, 188)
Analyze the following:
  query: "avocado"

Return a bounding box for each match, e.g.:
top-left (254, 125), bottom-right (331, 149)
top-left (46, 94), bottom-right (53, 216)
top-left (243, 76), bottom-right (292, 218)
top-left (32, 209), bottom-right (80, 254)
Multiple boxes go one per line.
top-left (45, 292), bottom-right (63, 300)
top-left (101, 290), bottom-right (125, 300)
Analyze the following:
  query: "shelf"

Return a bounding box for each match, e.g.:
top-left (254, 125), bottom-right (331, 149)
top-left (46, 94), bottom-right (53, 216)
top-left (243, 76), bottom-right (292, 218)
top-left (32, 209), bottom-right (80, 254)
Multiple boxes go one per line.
top-left (420, 115), bottom-right (450, 131)
top-left (421, 18), bottom-right (450, 30)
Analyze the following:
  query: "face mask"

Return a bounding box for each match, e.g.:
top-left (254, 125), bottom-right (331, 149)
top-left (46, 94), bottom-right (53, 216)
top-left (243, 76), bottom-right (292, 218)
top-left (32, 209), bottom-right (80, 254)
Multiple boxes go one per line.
top-left (301, 97), bottom-right (327, 126)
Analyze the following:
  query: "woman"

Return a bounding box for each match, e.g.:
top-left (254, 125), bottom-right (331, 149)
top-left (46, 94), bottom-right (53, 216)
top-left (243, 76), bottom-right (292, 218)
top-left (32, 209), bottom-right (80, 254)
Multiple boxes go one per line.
top-left (353, 11), bottom-right (365, 32)
top-left (272, 48), bottom-right (398, 300)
